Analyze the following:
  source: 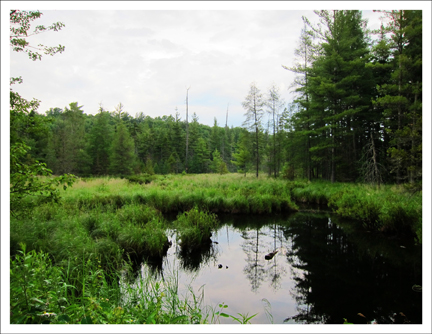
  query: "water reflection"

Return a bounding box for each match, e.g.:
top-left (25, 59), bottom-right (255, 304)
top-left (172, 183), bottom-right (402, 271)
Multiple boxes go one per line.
top-left (177, 240), bottom-right (218, 272)
top-left (283, 213), bottom-right (422, 324)
top-left (135, 212), bottom-right (422, 324)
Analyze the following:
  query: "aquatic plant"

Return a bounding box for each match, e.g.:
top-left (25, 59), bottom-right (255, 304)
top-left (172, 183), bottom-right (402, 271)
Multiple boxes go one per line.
top-left (176, 207), bottom-right (219, 248)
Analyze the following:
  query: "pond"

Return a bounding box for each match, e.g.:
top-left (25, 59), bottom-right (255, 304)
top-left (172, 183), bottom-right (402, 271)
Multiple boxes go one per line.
top-left (136, 212), bottom-right (422, 324)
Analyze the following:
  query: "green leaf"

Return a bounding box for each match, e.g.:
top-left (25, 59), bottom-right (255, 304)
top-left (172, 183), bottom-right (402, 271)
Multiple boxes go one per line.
top-left (220, 313), bottom-right (229, 318)
top-left (171, 315), bottom-right (188, 323)
top-left (100, 301), bottom-right (110, 310)
top-left (57, 314), bottom-right (70, 322)
top-left (81, 316), bottom-right (93, 324)
top-left (31, 297), bottom-right (44, 304)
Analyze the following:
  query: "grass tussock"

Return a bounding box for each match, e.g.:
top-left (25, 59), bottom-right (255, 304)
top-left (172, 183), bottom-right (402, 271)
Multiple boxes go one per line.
top-left (176, 207), bottom-right (219, 248)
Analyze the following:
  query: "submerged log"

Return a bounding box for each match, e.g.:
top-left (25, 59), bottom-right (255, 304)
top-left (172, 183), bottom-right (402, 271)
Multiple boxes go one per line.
top-left (265, 250), bottom-right (278, 260)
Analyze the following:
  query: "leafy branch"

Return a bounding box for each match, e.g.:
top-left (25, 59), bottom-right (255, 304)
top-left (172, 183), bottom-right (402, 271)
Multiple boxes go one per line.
top-left (10, 10), bottom-right (65, 61)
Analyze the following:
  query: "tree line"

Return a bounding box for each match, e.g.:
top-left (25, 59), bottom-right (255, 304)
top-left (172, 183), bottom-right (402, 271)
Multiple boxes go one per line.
top-left (11, 9), bottom-right (422, 188)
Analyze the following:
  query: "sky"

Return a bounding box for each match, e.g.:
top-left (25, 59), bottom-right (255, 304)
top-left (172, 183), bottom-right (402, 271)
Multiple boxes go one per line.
top-left (4, 1), bottom-right (430, 128)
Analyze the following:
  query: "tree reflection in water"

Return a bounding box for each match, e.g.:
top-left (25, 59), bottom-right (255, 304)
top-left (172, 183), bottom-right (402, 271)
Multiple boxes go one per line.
top-left (133, 213), bottom-right (421, 324)
top-left (283, 213), bottom-right (422, 324)
top-left (177, 240), bottom-right (218, 272)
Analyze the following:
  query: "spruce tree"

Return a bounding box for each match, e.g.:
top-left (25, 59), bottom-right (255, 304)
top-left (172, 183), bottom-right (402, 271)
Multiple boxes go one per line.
top-left (109, 121), bottom-right (136, 176)
top-left (87, 108), bottom-right (113, 175)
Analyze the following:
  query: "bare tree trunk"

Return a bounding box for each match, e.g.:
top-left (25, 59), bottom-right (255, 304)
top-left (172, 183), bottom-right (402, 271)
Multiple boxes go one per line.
top-left (222, 103), bottom-right (228, 161)
top-left (371, 132), bottom-right (380, 188)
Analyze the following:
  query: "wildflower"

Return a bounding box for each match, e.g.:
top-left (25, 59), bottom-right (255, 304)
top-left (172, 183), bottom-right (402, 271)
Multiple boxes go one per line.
top-left (38, 312), bottom-right (57, 317)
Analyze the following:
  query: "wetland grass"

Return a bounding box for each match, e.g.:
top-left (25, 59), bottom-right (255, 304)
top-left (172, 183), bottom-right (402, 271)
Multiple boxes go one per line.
top-left (10, 173), bottom-right (422, 324)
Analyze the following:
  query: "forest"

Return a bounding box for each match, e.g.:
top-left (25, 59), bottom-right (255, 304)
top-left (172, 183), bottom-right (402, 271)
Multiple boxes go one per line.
top-left (11, 10), bottom-right (422, 189)
top-left (9, 9), bottom-right (423, 326)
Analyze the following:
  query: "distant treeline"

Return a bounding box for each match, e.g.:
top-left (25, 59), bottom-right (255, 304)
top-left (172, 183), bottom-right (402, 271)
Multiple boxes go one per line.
top-left (11, 10), bottom-right (422, 187)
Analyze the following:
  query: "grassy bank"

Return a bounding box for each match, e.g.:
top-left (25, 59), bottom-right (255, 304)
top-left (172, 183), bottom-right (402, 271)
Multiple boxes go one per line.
top-left (285, 180), bottom-right (422, 242)
top-left (10, 173), bottom-right (421, 324)
top-left (57, 173), bottom-right (298, 214)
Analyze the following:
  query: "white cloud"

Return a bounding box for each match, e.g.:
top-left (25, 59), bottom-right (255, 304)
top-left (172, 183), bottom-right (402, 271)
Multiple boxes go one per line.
top-left (5, 4), bottom-right (429, 127)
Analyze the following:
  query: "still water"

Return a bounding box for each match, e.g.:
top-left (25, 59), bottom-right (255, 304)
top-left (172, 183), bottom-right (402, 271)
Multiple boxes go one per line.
top-left (140, 212), bottom-right (422, 324)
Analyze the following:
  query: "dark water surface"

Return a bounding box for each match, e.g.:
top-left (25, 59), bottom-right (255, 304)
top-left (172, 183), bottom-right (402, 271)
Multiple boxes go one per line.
top-left (142, 212), bottom-right (422, 324)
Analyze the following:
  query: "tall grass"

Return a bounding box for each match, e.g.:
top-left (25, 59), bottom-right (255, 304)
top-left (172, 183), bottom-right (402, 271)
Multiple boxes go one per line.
top-left (175, 207), bottom-right (219, 248)
top-left (286, 180), bottom-right (422, 240)
top-left (10, 244), bottom-right (214, 324)
top-left (59, 174), bottom-right (298, 214)
top-left (10, 173), bottom-right (421, 324)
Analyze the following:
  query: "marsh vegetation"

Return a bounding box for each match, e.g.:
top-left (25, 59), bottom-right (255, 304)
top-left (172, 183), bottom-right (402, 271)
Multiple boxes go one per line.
top-left (10, 174), bottom-right (422, 324)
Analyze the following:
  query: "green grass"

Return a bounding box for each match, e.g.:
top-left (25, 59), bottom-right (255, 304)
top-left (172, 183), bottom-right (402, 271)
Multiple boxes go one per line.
top-left (175, 207), bottom-right (219, 248)
top-left (58, 174), bottom-right (299, 214)
top-left (10, 173), bottom-right (422, 324)
top-left (10, 243), bottom-right (253, 324)
top-left (286, 180), bottom-right (422, 241)
top-left (10, 244), bottom-right (213, 324)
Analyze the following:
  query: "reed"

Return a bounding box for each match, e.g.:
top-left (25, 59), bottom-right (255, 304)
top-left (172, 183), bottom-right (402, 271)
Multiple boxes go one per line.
top-left (10, 244), bottom-right (214, 324)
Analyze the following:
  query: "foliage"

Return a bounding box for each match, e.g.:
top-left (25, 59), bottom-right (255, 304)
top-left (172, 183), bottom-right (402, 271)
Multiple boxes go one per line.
top-left (10, 9), bottom-right (77, 217)
top-left (175, 207), bottom-right (219, 248)
top-left (231, 130), bottom-right (251, 176)
top-left (10, 244), bottom-right (220, 324)
top-left (87, 109), bottom-right (113, 175)
top-left (10, 10), bottom-right (65, 61)
top-left (125, 173), bottom-right (155, 185)
top-left (10, 142), bottom-right (75, 217)
top-left (109, 121), bottom-right (136, 176)
top-left (211, 149), bottom-right (229, 174)
top-left (281, 162), bottom-right (295, 180)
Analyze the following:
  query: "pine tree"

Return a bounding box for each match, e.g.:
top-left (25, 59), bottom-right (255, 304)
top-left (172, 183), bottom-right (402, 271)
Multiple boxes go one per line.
top-left (231, 130), bottom-right (251, 176)
top-left (283, 19), bottom-right (319, 180)
top-left (374, 10), bottom-right (422, 186)
top-left (87, 108), bottom-right (113, 175)
top-left (51, 102), bottom-right (87, 175)
top-left (306, 10), bottom-right (373, 182)
top-left (109, 121), bottom-right (136, 176)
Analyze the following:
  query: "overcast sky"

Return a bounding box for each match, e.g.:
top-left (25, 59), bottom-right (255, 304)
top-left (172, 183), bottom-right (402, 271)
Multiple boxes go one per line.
top-left (5, 1), bottom-right (430, 128)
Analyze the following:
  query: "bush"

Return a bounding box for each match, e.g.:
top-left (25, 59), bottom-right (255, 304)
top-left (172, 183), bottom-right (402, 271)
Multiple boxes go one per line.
top-left (10, 244), bottom-right (68, 324)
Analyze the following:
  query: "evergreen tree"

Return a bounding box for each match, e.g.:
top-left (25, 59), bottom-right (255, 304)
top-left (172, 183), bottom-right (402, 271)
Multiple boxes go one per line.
top-left (306, 10), bottom-right (373, 182)
top-left (87, 108), bottom-right (113, 175)
top-left (374, 10), bottom-right (422, 186)
top-left (231, 130), bottom-right (251, 176)
top-left (49, 102), bottom-right (87, 175)
top-left (109, 121), bottom-right (136, 176)
top-left (283, 19), bottom-right (319, 180)
top-left (211, 149), bottom-right (228, 174)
